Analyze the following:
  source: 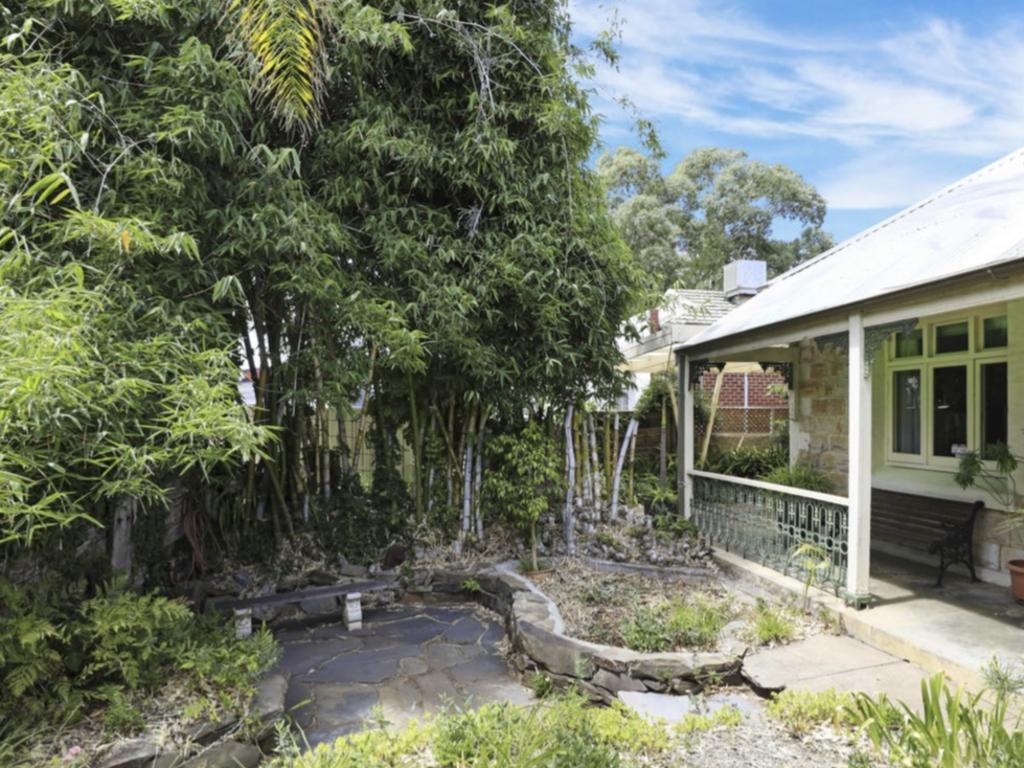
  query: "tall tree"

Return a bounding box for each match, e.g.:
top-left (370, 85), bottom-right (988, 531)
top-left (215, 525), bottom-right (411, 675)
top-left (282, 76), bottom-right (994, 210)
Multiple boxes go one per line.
top-left (2, 0), bottom-right (639, 560)
top-left (598, 147), bottom-right (833, 291)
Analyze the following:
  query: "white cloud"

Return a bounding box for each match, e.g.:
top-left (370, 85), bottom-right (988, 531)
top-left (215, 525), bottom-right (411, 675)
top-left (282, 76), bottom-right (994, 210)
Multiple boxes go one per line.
top-left (571, 1), bottom-right (1024, 210)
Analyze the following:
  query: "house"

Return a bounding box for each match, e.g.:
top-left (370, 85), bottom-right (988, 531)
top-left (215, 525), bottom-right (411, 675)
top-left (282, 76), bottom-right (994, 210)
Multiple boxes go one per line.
top-left (675, 148), bottom-right (1024, 606)
top-left (618, 264), bottom-right (788, 454)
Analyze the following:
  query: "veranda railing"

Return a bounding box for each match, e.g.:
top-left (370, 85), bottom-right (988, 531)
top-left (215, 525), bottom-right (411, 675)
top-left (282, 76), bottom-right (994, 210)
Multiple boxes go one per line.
top-left (689, 470), bottom-right (850, 595)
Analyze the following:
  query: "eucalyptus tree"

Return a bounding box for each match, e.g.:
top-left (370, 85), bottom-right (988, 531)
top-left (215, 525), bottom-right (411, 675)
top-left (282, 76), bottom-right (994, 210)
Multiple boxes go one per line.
top-left (598, 147), bottom-right (834, 291)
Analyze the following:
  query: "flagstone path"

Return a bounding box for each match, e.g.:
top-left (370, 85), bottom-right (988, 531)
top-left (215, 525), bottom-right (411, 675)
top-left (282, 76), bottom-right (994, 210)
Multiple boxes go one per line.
top-left (270, 603), bottom-right (533, 747)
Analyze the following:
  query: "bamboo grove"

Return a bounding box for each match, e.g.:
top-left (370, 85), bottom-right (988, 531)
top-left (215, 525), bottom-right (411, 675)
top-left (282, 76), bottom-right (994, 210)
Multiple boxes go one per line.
top-left (2, 0), bottom-right (647, 571)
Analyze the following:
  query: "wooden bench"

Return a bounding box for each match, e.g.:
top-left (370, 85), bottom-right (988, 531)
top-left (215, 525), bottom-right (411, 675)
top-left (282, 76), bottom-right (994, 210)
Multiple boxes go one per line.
top-left (872, 490), bottom-right (984, 586)
top-left (208, 578), bottom-right (395, 637)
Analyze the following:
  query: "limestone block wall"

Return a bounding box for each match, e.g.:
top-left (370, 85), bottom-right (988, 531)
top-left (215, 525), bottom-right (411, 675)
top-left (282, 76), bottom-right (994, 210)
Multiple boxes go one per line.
top-left (791, 340), bottom-right (848, 493)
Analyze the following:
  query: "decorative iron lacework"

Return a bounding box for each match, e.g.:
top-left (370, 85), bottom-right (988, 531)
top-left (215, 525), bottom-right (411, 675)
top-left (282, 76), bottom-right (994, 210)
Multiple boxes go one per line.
top-left (760, 362), bottom-right (793, 389)
top-left (691, 474), bottom-right (849, 595)
top-left (687, 359), bottom-right (723, 389)
top-left (864, 319), bottom-right (918, 371)
top-left (814, 318), bottom-right (918, 379)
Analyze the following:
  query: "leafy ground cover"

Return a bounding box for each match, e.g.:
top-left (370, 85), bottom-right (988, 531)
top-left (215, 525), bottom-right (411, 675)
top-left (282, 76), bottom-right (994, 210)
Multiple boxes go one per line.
top-left (529, 559), bottom-right (830, 653)
top-left (0, 581), bottom-right (279, 766)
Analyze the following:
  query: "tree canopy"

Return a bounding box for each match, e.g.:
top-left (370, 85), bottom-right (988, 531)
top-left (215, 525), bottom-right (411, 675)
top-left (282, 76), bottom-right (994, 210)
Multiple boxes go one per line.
top-left (598, 147), bottom-right (834, 291)
top-left (2, 0), bottom-right (640, 555)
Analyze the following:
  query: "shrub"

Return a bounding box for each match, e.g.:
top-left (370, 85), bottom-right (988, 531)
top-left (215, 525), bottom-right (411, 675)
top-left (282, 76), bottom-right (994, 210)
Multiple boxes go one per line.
top-left (485, 423), bottom-right (562, 572)
top-left (276, 695), bottom-right (673, 768)
top-left (706, 445), bottom-right (786, 478)
top-left (760, 464), bottom-right (832, 493)
top-left (0, 580), bottom-right (279, 733)
top-left (622, 593), bottom-right (734, 652)
top-left (745, 601), bottom-right (797, 646)
top-left (765, 688), bottom-right (853, 736)
top-left (653, 514), bottom-right (699, 539)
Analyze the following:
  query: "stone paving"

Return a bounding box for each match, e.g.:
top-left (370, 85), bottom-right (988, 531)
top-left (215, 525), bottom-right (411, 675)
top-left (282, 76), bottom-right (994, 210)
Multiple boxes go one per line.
top-left (270, 603), bottom-right (533, 747)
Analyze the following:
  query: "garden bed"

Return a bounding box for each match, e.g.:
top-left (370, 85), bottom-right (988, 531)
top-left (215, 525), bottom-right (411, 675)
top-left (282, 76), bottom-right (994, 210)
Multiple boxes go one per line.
top-left (526, 559), bottom-right (832, 656)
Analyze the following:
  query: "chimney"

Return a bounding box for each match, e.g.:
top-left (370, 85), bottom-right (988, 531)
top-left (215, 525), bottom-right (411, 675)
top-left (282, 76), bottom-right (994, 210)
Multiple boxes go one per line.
top-left (723, 259), bottom-right (767, 304)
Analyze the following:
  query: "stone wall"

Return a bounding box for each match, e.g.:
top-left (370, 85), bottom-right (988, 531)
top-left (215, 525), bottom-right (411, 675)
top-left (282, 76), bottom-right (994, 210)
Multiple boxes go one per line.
top-left (793, 340), bottom-right (848, 492)
top-left (407, 564), bottom-right (742, 703)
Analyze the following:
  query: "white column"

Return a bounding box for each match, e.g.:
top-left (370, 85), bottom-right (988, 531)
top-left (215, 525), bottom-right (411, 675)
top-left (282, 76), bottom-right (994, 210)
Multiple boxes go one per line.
top-left (682, 355), bottom-right (695, 519)
top-left (846, 313), bottom-right (873, 606)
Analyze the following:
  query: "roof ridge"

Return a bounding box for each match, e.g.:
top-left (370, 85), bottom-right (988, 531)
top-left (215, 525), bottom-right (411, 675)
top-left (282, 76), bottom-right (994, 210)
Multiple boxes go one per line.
top-left (770, 146), bottom-right (1024, 286)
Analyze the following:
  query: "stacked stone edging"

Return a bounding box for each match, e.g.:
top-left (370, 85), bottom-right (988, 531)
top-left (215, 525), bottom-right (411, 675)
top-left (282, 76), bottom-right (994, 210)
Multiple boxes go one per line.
top-left (407, 562), bottom-right (742, 703)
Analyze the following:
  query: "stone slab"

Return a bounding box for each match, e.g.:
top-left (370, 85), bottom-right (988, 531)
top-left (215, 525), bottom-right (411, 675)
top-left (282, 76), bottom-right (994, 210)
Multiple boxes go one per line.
top-left (742, 635), bottom-right (902, 692)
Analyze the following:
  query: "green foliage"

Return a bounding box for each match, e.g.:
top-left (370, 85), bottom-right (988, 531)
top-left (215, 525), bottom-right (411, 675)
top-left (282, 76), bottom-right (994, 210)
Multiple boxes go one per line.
top-left (706, 445), bottom-right (787, 478)
top-left (637, 474), bottom-right (678, 517)
top-left (956, 443), bottom-right (1022, 529)
top-left (653, 514), bottom-right (699, 539)
top-left (675, 705), bottom-right (743, 736)
top-left (760, 464), bottom-right (832, 493)
top-left (847, 674), bottom-right (1024, 767)
top-left (0, 581), bottom-right (279, 732)
top-left (460, 578), bottom-right (482, 595)
top-left (744, 600), bottom-right (797, 646)
top-left (3, 0), bottom-right (639, 562)
top-left (99, 686), bottom-right (146, 736)
top-left (76, 588), bottom-right (192, 689)
top-left (766, 688), bottom-right (853, 737)
top-left (598, 146), bottom-right (834, 291)
top-left (526, 670), bottom-right (554, 699)
top-left (622, 593), bottom-right (734, 652)
top-left (271, 694), bottom-right (671, 768)
top-left (485, 423), bottom-right (561, 569)
top-left (789, 542), bottom-right (831, 609)
top-left (594, 531), bottom-right (623, 551)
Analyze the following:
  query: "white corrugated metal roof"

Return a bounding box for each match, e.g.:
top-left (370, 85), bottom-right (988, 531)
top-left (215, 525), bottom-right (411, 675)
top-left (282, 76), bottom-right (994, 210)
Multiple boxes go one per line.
top-left (683, 148), bottom-right (1024, 350)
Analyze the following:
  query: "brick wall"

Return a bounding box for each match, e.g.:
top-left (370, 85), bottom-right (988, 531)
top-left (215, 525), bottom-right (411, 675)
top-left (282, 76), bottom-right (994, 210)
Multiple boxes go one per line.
top-left (698, 371), bottom-right (788, 438)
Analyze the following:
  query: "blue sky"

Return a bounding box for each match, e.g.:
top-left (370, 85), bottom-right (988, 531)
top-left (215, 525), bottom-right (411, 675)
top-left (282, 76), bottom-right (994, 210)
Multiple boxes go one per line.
top-left (569, 0), bottom-right (1024, 241)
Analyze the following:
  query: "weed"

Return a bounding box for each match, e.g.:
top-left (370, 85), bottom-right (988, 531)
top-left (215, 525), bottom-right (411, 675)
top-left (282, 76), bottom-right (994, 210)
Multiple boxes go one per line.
top-left (676, 705), bottom-right (743, 736)
top-left (99, 688), bottom-right (145, 736)
top-left (594, 531), bottom-right (622, 551)
top-left (622, 592), bottom-right (734, 652)
top-left (526, 671), bottom-right (554, 699)
top-left (765, 688), bottom-right (853, 736)
top-left (745, 600), bottom-right (797, 646)
top-left (461, 578), bottom-right (482, 595)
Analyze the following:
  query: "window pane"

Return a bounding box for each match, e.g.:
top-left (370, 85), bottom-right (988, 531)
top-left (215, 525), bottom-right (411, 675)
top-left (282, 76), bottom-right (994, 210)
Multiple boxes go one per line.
top-left (894, 330), bottom-right (923, 358)
top-left (892, 370), bottom-right (921, 454)
top-left (935, 322), bottom-right (969, 353)
top-left (983, 316), bottom-right (1008, 348)
top-left (933, 366), bottom-right (967, 457)
top-left (981, 362), bottom-right (1008, 458)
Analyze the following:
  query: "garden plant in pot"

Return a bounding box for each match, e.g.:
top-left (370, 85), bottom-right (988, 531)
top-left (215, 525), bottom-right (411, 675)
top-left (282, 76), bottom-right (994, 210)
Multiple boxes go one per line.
top-left (955, 443), bottom-right (1024, 603)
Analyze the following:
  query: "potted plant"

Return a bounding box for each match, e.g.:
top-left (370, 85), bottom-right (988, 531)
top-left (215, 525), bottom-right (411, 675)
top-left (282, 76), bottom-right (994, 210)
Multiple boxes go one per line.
top-left (955, 443), bottom-right (1024, 602)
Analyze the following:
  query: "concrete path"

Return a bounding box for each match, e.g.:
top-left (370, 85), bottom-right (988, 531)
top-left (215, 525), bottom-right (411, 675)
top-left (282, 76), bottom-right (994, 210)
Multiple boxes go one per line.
top-left (271, 604), bottom-right (533, 747)
top-left (742, 634), bottom-right (929, 708)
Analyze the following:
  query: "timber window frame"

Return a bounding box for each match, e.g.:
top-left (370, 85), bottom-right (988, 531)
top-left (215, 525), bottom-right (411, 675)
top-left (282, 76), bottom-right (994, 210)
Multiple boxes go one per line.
top-left (884, 313), bottom-right (1008, 470)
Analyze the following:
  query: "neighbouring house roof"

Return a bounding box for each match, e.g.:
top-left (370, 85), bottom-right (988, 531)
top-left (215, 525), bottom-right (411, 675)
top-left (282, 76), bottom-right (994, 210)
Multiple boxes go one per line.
top-left (659, 289), bottom-right (735, 326)
top-left (682, 147), bottom-right (1024, 351)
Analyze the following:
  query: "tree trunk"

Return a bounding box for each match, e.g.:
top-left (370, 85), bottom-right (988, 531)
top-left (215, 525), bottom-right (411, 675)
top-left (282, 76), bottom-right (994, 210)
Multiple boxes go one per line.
top-left (587, 412), bottom-right (602, 506)
top-left (659, 397), bottom-right (668, 489)
top-left (579, 409), bottom-right (592, 507)
top-left (474, 408), bottom-right (488, 542)
top-left (610, 418), bottom-right (639, 520)
top-left (110, 497), bottom-right (135, 577)
top-left (456, 406), bottom-right (477, 555)
top-left (563, 404), bottom-right (576, 555)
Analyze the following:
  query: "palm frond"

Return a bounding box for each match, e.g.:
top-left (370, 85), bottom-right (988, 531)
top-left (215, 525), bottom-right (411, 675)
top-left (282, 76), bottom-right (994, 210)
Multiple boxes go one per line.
top-left (230, 0), bottom-right (327, 134)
